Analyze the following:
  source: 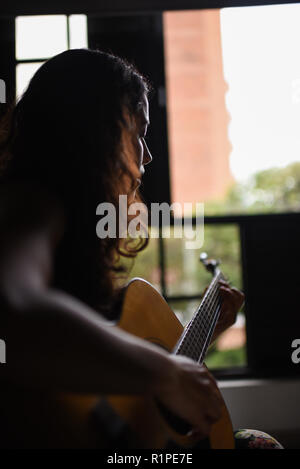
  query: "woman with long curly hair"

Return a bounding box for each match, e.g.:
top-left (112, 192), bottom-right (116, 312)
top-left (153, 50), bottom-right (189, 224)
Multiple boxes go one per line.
top-left (0, 48), bottom-right (247, 448)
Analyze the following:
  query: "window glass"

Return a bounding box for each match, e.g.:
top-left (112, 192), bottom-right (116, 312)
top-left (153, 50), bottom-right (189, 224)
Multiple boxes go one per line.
top-left (69, 15), bottom-right (88, 49)
top-left (16, 62), bottom-right (44, 98)
top-left (16, 15), bottom-right (68, 60)
top-left (221, 4), bottom-right (300, 184)
top-left (164, 224), bottom-right (242, 297)
top-left (154, 224), bottom-right (245, 371)
top-left (163, 10), bottom-right (232, 210)
top-left (15, 15), bottom-right (88, 98)
top-left (164, 5), bottom-right (300, 215)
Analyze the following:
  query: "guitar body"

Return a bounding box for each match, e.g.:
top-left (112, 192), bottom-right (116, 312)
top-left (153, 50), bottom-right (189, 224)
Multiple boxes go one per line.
top-left (0, 278), bottom-right (234, 449)
top-left (62, 278), bottom-right (234, 449)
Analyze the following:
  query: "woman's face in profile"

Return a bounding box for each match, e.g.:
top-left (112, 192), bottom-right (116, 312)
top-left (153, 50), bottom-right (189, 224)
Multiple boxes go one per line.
top-left (135, 93), bottom-right (152, 177)
top-left (122, 93), bottom-right (152, 198)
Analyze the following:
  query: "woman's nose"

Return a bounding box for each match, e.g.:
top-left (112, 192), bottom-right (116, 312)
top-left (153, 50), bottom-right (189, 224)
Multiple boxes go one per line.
top-left (142, 138), bottom-right (153, 165)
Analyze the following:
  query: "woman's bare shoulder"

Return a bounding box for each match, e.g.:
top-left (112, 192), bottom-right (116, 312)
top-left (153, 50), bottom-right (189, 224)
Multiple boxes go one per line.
top-left (0, 180), bottom-right (65, 245)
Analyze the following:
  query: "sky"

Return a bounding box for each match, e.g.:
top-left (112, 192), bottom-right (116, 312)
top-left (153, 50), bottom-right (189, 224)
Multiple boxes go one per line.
top-left (220, 3), bottom-right (300, 181)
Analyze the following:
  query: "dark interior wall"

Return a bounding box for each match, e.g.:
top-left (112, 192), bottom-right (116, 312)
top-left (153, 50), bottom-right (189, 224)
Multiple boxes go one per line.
top-left (240, 213), bottom-right (300, 376)
top-left (0, 0), bottom-right (298, 16)
top-left (0, 17), bottom-right (15, 117)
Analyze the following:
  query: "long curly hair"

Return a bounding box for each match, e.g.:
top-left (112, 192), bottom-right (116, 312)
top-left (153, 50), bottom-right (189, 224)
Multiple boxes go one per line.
top-left (0, 48), bottom-right (150, 317)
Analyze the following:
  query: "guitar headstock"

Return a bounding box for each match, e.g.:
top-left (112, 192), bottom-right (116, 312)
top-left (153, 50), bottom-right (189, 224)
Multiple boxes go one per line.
top-left (199, 252), bottom-right (220, 276)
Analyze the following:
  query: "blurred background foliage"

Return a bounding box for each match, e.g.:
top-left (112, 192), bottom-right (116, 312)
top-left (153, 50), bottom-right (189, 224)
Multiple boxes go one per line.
top-left (206, 161), bottom-right (300, 215)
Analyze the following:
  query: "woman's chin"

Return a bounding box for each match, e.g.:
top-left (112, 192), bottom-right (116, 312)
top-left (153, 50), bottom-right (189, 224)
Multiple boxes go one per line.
top-left (129, 189), bottom-right (137, 202)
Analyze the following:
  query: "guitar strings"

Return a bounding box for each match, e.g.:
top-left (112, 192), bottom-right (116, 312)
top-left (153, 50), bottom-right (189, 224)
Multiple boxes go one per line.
top-left (174, 271), bottom-right (224, 362)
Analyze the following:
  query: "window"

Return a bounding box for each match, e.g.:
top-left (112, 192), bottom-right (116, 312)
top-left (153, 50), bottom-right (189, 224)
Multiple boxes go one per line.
top-left (130, 4), bottom-right (300, 375)
top-left (162, 9), bottom-right (247, 370)
top-left (164, 5), bottom-right (300, 216)
top-left (15, 15), bottom-right (88, 98)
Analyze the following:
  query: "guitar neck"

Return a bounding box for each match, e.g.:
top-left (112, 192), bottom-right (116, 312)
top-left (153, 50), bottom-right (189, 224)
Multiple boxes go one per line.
top-left (173, 269), bottom-right (224, 363)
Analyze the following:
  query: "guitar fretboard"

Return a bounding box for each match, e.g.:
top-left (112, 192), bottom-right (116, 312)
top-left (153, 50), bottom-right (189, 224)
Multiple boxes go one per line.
top-left (173, 270), bottom-right (224, 363)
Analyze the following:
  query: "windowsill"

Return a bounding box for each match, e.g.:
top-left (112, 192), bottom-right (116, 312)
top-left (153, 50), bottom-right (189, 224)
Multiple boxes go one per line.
top-left (217, 376), bottom-right (300, 447)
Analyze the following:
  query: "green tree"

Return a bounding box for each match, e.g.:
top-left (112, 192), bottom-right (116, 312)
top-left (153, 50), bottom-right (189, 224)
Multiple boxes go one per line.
top-left (210, 161), bottom-right (300, 215)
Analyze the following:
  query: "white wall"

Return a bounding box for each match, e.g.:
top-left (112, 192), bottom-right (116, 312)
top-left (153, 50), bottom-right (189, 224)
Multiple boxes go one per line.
top-left (218, 379), bottom-right (300, 448)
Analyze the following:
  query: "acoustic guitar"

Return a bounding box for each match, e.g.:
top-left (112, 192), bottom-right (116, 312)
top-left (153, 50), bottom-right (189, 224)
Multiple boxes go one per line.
top-left (57, 253), bottom-right (234, 449)
top-left (0, 254), bottom-right (234, 449)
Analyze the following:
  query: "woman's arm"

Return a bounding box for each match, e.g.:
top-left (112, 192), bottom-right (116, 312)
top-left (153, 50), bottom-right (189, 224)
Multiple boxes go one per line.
top-left (0, 196), bottom-right (222, 435)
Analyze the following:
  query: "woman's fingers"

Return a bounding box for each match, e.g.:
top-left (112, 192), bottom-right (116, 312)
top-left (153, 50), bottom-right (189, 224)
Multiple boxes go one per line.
top-left (156, 356), bottom-right (223, 437)
top-left (219, 281), bottom-right (245, 309)
top-left (212, 281), bottom-right (245, 336)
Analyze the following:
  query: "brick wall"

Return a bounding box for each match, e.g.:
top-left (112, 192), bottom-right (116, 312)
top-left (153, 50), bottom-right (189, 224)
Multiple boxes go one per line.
top-left (164, 9), bottom-right (233, 206)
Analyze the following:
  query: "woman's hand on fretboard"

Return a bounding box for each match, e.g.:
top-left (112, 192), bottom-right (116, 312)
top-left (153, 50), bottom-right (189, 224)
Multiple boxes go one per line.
top-left (211, 280), bottom-right (245, 343)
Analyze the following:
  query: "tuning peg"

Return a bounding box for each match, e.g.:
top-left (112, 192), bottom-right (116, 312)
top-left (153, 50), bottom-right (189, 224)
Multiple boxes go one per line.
top-left (199, 252), bottom-right (221, 274)
top-left (199, 252), bottom-right (208, 263)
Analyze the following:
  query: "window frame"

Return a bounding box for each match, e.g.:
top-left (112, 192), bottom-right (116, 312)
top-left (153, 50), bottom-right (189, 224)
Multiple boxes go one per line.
top-left (1, 0), bottom-right (298, 16)
top-left (15, 14), bottom-right (74, 98)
